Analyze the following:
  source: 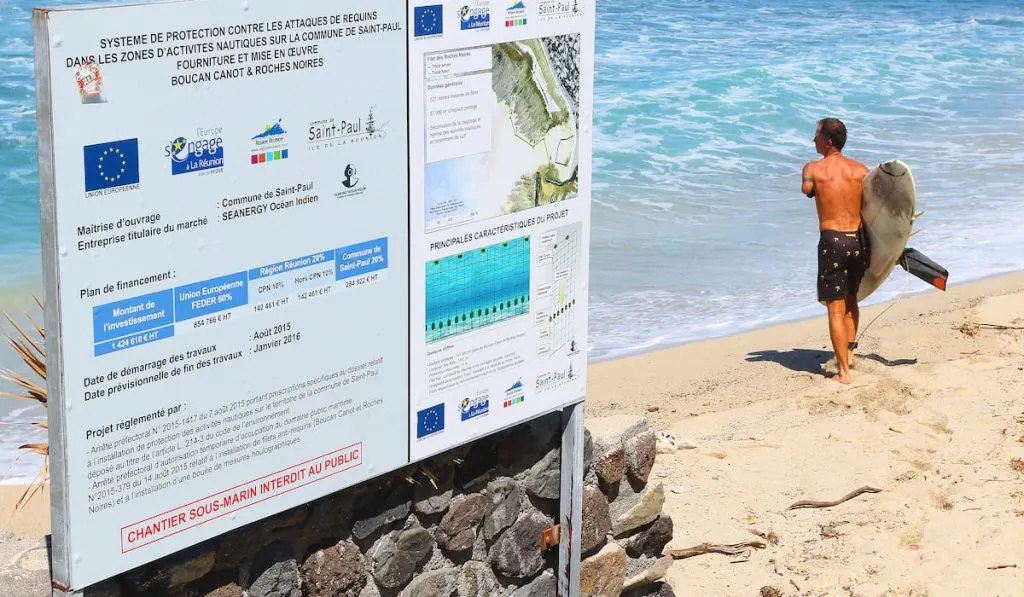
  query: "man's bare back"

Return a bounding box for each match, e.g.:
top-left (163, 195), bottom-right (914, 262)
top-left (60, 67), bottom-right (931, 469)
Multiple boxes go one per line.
top-left (802, 129), bottom-right (869, 232)
top-left (802, 118), bottom-right (871, 385)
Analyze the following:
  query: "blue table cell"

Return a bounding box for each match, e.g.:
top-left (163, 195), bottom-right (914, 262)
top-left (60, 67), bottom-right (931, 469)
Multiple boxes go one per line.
top-left (249, 250), bottom-right (335, 280)
top-left (337, 238), bottom-right (388, 281)
top-left (93, 290), bottom-right (175, 344)
top-left (174, 272), bottom-right (248, 321)
top-left (94, 325), bottom-right (175, 357)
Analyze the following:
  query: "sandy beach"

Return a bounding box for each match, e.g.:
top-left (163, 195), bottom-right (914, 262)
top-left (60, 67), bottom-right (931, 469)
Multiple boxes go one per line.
top-left (589, 270), bottom-right (1024, 596)
top-left (2, 271), bottom-right (1022, 595)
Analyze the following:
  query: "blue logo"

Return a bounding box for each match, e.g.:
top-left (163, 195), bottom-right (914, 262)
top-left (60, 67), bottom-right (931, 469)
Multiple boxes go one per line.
top-left (416, 403), bottom-right (445, 438)
top-left (165, 127), bottom-right (224, 175)
top-left (414, 5), bottom-right (444, 38)
top-left (460, 396), bottom-right (489, 421)
top-left (459, 4), bottom-right (491, 30)
top-left (509, 0), bottom-right (526, 8)
top-left (83, 138), bottom-right (140, 193)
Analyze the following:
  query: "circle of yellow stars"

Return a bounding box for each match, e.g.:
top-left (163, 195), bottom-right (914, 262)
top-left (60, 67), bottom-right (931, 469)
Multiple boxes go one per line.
top-left (419, 7), bottom-right (439, 33)
top-left (97, 147), bottom-right (127, 183)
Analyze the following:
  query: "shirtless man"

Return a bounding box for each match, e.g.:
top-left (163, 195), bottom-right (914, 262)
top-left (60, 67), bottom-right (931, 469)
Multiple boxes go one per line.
top-left (801, 118), bottom-right (870, 384)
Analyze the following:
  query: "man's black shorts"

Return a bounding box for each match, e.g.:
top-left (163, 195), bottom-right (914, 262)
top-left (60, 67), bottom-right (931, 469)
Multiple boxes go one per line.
top-left (817, 229), bottom-right (869, 302)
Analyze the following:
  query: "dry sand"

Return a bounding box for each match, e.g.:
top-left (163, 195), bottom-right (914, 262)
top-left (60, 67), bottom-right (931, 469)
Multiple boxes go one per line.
top-left (589, 271), bottom-right (1024, 596)
top-left (0, 272), bottom-right (1021, 596)
top-left (0, 483), bottom-right (49, 539)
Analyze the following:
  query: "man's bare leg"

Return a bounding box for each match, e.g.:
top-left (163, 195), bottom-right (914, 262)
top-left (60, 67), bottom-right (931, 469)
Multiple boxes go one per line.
top-left (826, 299), bottom-right (851, 384)
top-left (845, 295), bottom-right (859, 369)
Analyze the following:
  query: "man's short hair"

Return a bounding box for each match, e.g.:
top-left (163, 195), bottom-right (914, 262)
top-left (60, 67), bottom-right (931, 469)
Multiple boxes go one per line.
top-left (818, 117), bottom-right (847, 151)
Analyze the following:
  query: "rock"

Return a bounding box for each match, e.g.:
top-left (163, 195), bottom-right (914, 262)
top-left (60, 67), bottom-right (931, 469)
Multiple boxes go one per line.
top-left (124, 543), bottom-right (214, 593)
top-left (587, 416), bottom-right (633, 487)
top-left (594, 447), bottom-right (627, 486)
top-left (370, 526), bottom-right (434, 588)
top-left (489, 511), bottom-right (550, 579)
top-left (622, 556), bottom-right (672, 592)
top-left (623, 582), bottom-right (676, 597)
top-left (352, 490), bottom-right (412, 543)
top-left (436, 493), bottom-right (488, 552)
top-left (248, 542), bottom-right (301, 597)
top-left (581, 486), bottom-right (611, 553)
top-left (580, 542), bottom-right (628, 597)
top-left (623, 516), bottom-right (673, 557)
top-left (358, 575), bottom-right (382, 597)
top-left (510, 571), bottom-right (558, 597)
top-left (84, 580), bottom-right (123, 597)
top-left (523, 448), bottom-right (562, 500)
top-left (612, 483), bottom-right (665, 537)
top-left (527, 413), bottom-right (562, 451)
top-left (399, 567), bottom-right (456, 597)
top-left (483, 478), bottom-right (525, 541)
top-left (624, 430), bottom-right (657, 484)
top-left (456, 561), bottom-right (501, 597)
top-left (583, 428), bottom-right (594, 469)
top-left (304, 490), bottom-right (358, 544)
top-left (300, 539), bottom-right (367, 597)
top-left (205, 584), bottom-right (243, 597)
top-left (164, 545), bottom-right (217, 588)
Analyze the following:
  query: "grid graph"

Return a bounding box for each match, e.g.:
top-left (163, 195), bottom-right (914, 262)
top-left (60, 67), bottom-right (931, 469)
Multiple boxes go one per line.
top-left (426, 236), bottom-right (531, 343)
top-left (546, 226), bottom-right (579, 353)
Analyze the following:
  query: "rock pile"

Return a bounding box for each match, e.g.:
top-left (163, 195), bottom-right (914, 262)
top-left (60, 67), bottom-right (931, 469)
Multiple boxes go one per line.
top-left (580, 415), bottom-right (675, 597)
top-left (81, 412), bottom-right (674, 597)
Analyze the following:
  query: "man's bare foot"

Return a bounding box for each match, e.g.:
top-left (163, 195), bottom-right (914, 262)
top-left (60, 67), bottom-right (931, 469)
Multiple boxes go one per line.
top-left (833, 370), bottom-right (851, 385)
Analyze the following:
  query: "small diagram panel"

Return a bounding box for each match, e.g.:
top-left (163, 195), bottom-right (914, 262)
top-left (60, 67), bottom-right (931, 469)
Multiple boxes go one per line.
top-left (425, 236), bottom-right (531, 343)
top-left (535, 222), bottom-right (581, 357)
top-left (423, 34), bottom-right (581, 232)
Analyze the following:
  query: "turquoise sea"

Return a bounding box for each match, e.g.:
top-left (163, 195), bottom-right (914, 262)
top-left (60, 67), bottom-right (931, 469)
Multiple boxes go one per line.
top-left (2, 0), bottom-right (1024, 479)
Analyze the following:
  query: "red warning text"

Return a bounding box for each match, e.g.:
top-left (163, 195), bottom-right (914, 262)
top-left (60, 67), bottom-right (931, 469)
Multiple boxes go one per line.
top-left (120, 443), bottom-right (362, 553)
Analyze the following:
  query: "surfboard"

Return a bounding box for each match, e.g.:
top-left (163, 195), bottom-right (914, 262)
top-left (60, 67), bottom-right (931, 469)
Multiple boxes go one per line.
top-left (856, 159), bottom-right (917, 301)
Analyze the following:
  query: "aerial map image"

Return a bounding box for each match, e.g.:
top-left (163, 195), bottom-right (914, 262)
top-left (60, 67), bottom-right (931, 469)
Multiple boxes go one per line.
top-left (424, 34), bottom-right (581, 231)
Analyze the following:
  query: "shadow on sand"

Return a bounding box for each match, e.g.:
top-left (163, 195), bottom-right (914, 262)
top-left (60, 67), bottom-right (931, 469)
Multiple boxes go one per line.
top-left (746, 348), bottom-right (918, 376)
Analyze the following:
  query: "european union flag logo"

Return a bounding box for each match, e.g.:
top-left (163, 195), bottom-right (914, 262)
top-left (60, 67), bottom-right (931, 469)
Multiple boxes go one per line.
top-left (84, 138), bottom-right (140, 193)
top-left (416, 403), bottom-right (445, 438)
top-left (414, 5), bottom-right (443, 38)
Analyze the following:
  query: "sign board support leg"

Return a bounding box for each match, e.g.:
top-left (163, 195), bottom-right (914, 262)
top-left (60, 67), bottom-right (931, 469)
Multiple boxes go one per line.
top-left (557, 401), bottom-right (584, 596)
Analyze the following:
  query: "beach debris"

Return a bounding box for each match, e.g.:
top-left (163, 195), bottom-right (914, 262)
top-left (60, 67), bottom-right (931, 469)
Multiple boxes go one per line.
top-left (647, 406), bottom-right (659, 413)
top-left (956, 321), bottom-right (980, 337)
top-left (665, 540), bottom-right (766, 561)
top-left (888, 425), bottom-right (906, 434)
top-left (1017, 434), bottom-right (1024, 444)
top-left (1010, 458), bottom-right (1024, 473)
top-left (818, 520), bottom-right (849, 539)
top-left (987, 564), bottom-right (1017, 570)
top-left (760, 587), bottom-right (784, 597)
top-left (655, 431), bottom-right (695, 454)
top-left (749, 529), bottom-right (779, 545)
top-left (787, 485), bottom-right (883, 510)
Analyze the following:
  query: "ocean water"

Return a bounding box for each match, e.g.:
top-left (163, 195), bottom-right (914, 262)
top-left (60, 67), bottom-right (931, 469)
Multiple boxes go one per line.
top-left (2, 0), bottom-right (1024, 480)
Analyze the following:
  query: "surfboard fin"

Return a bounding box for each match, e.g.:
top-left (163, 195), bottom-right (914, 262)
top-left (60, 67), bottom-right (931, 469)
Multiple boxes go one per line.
top-left (898, 248), bottom-right (949, 291)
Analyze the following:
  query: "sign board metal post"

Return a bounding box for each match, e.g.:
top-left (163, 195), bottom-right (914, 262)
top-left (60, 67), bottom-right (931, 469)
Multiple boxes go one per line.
top-left (557, 401), bottom-right (585, 596)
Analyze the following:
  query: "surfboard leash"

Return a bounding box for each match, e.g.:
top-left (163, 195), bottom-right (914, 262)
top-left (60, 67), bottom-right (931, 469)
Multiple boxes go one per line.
top-left (853, 264), bottom-right (912, 348)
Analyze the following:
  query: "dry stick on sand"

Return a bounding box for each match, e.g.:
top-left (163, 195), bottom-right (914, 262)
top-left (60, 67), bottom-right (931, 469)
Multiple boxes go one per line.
top-left (787, 486), bottom-right (883, 510)
top-left (666, 540), bottom-right (767, 560)
top-left (987, 564), bottom-right (1017, 570)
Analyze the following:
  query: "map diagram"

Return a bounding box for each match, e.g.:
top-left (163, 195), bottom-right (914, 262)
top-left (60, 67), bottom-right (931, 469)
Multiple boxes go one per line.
top-left (425, 34), bottom-right (581, 231)
top-left (425, 236), bottom-right (531, 343)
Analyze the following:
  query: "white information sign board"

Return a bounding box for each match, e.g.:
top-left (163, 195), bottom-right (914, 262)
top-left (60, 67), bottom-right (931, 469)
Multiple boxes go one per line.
top-left (34, 0), bottom-right (408, 588)
top-left (407, 1), bottom-right (594, 460)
